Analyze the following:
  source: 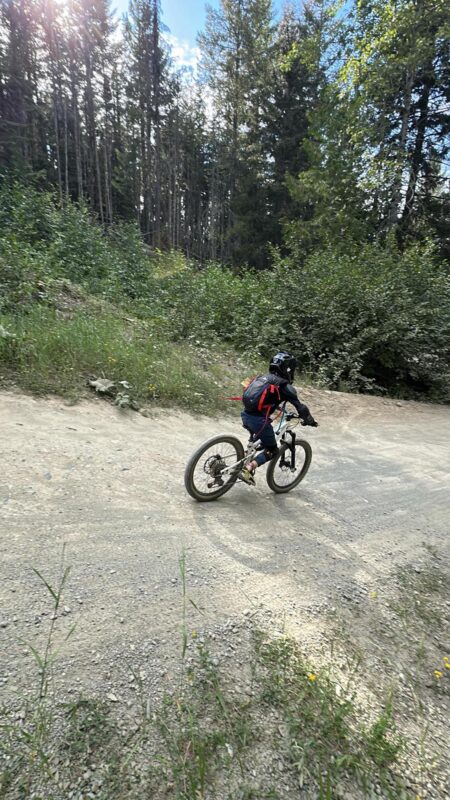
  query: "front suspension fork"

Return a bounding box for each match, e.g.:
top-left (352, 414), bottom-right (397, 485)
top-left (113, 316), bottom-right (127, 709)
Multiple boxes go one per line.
top-left (280, 430), bottom-right (296, 469)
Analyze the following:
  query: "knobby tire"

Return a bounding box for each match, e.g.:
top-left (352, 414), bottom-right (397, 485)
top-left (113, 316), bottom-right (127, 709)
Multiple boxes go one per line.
top-left (266, 440), bottom-right (312, 493)
top-left (184, 434), bottom-right (245, 502)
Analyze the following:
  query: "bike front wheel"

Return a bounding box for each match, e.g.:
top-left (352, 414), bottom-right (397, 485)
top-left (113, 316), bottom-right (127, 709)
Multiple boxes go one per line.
top-left (184, 434), bottom-right (245, 502)
top-left (266, 440), bottom-right (312, 494)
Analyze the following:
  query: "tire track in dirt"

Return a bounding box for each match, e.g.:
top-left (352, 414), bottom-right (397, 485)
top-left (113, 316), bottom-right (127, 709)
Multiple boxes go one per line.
top-left (0, 389), bottom-right (449, 696)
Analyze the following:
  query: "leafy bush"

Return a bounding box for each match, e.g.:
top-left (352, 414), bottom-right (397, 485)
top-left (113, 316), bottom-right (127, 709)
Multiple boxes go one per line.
top-left (0, 182), bottom-right (57, 248)
top-left (1, 182), bottom-right (449, 401)
top-left (153, 242), bottom-right (450, 399)
top-left (156, 265), bottom-right (256, 341)
top-left (0, 183), bottom-right (155, 307)
top-left (272, 241), bottom-right (450, 397)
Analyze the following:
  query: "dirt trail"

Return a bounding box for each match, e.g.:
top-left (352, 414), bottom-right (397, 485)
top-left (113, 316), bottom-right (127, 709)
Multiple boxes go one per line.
top-left (1, 387), bottom-right (449, 696)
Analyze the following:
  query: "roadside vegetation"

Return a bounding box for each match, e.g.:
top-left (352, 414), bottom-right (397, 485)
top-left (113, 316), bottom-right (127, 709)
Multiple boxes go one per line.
top-left (0, 637), bottom-right (407, 800)
top-left (1, 184), bottom-right (449, 409)
top-left (0, 559), bottom-right (410, 800)
top-left (2, 546), bottom-right (449, 799)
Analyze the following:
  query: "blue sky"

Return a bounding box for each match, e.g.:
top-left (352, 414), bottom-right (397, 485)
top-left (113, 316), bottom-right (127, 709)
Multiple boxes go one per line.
top-left (113, 0), bottom-right (283, 50)
top-left (113, 0), bottom-right (221, 47)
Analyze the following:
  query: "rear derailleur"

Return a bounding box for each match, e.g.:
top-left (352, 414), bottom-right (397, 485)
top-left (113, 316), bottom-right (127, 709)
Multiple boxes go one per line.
top-left (204, 454), bottom-right (225, 488)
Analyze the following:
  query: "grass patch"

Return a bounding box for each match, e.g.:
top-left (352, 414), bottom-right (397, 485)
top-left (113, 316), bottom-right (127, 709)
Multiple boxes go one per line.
top-left (254, 633), bottom-right (403, 798)
top-left (155, 644), bottom-right (254, 798)
top-left (0, 305), bottom-right (249, 414)
top-left (0, 633), bottom-right (407, 800)
top-left (0, 636), bottom-right (406, 800)
top-left (391, 564), bottom-right (448, 628)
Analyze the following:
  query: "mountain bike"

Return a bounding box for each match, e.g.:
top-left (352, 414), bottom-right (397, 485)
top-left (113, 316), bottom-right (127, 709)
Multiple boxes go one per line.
top-left (184, 403), bottom-right (313, 502)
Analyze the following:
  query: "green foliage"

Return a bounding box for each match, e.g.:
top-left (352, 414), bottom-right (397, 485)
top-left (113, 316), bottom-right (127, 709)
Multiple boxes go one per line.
top-left (272, 241), bottom-right (450, 396)
top-left (0, 184), bottom-right (154, 309)
top-left (156, 242), bottom-right (450, 399)
top-left (254, 633), bottom-right (403, 796)
top-left (1, 183), bottom-right (449, 403)
top-left (0, 185), bottom-right (56, 310)
top-left (364, 704), bottom-right (402, 769)
top-left (341, 0), bottom-right (449, 240)
top-left (284, 93), bottom-right (372, 255)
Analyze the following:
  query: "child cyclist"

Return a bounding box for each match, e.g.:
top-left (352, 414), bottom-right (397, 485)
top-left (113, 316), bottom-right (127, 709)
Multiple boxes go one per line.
top-left (240, 352), bottom-right (318, 485)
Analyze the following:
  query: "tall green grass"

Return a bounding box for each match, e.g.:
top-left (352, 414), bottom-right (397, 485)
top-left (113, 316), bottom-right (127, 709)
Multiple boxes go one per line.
top-left (0, 307), bottom-right (240, 413)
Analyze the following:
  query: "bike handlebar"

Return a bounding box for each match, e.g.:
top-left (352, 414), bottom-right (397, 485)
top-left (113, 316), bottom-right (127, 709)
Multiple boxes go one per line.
top-left (285, 412), bottom-right (319, 427)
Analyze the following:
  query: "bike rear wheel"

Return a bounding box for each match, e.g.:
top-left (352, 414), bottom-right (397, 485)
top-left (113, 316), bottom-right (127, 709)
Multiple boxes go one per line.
top-left (184, 434), bottom-right (245, 502)
top-left (266, 440), bottom-right (312, 494)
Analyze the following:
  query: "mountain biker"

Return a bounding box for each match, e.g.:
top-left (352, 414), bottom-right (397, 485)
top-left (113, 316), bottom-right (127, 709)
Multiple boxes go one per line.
top-left (240, 352), bottom-right (318, 485)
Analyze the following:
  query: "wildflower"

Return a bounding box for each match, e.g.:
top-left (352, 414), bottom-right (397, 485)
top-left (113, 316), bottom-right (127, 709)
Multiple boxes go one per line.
top-left (434, 670), bottom-right (443, 679)
top-left (307, 673), bottom-right (317, 682)
top-left (444, 656), bottom-right (450, 669)
top-left (369, 590), bottom-right (378, 600)
top-left (191, 630), bottom-right (198, 639)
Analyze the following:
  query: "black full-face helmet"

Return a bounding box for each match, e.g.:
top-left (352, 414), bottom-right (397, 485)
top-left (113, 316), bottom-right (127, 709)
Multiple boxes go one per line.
top-left (269, 352), bottom-right (297, 382)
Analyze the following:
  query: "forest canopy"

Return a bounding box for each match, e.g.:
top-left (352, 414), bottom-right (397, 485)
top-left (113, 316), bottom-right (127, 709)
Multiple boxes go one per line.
top-left (0, 0), bottom-right (449, 399)
top-left (1, 0), bottom-right (448, 264)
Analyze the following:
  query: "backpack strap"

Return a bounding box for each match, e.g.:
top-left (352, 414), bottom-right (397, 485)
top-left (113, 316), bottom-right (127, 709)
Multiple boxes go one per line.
top-left (257, 386), bottom-right (269, 412)
top-left (257, 383), bottom-right (280, 412)
top-left (252, 383), bottom-right (281, 439)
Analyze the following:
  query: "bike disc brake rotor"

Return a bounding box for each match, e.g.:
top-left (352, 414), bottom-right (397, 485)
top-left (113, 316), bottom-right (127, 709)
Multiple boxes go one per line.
top-left (204, 454), bottom-right (226, 485)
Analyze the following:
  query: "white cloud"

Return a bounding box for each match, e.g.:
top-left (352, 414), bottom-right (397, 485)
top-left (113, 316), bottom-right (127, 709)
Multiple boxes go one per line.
top-left (164, 33), bottom-right (201, 76)
top-left (163, 33), bottom-right (216, 123)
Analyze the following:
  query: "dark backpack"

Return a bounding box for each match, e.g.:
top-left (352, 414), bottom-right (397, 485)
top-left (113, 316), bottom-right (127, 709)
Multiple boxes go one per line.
top-left (242, 374), bottom-right (284, 414)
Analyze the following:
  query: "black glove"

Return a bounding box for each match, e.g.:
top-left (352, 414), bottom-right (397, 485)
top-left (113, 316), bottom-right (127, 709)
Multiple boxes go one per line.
top-left (303, 414), bottom-right (318, 427)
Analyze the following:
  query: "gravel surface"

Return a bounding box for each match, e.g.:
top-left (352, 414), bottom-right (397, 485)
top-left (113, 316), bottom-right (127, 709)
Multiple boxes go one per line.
top-left (1, 388), bottom-right (449, 797)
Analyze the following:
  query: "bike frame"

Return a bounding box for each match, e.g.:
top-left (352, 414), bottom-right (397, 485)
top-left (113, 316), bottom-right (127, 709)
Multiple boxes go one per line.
top-left (219, 403), bottom-right (300, 476)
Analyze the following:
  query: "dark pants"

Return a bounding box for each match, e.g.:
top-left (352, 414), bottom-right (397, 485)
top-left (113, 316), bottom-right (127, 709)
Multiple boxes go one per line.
top-left (241, 410), bottom-right (278, 466)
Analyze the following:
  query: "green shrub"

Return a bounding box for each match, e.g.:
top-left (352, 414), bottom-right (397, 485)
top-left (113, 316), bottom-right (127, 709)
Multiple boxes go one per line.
top-left (0, 182), bottom-right (57, 247)
top-left (151, 241), bottom-right (450, 399)
top-left (0, 183), bottom-right (156, 306)
top-left (1, 181), bottom-right (449, 402)
top-left (272, 241), bottom-right (450, 397)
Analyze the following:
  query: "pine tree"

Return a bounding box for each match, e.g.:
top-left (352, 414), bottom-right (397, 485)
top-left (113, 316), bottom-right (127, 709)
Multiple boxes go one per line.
top-left (264, 5), bottom-right (318, 249)
top-left (199, 0), bottom-right (275, 266)
top-left (0, 0), bottom-right (41, 173)
top-left (124, 0), bottom-right (171, 243)
top-left (280, 0), bottom-right (366, 255)
top-left (344, 0), bottom-right (450, 239)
